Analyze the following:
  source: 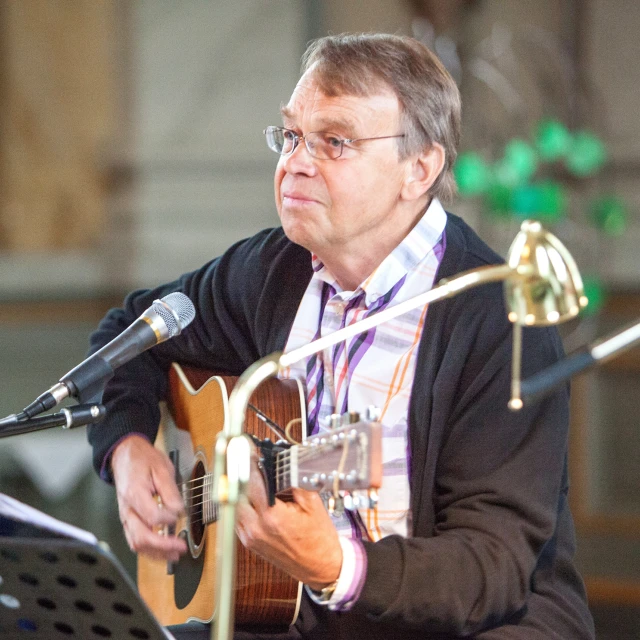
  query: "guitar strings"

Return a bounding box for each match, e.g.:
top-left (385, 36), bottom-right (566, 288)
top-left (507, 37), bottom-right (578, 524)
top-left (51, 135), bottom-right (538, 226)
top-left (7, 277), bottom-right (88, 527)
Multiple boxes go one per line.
top-left (180, 449), bottom-right (332, 494)
top-left (174, 428), bottom-right (363, 523)
top-left (175, 406), bottom-right (351, 489)
top-left (177, 444), bottom-right (335, 496)
top-left (176, 438), bottom-right (342, 492)
top-left (166, 386), bottom-right (359, 524)
top-left (176, 443), bottom-right (360, 527)
top-left (164, 405), bottom-right (354, 527)
top-left (178, 447), bottom-right (351, 513)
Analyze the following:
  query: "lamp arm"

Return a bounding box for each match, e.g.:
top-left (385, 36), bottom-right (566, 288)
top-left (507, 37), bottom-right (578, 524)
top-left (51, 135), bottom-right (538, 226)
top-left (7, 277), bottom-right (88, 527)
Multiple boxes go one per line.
top-left (281, 263), bottom-right (515, 368)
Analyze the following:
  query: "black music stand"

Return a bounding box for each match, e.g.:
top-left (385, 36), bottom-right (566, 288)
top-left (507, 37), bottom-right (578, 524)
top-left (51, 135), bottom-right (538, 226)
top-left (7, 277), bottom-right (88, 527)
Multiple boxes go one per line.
top-left (0, 536), bottom-right (173, 639)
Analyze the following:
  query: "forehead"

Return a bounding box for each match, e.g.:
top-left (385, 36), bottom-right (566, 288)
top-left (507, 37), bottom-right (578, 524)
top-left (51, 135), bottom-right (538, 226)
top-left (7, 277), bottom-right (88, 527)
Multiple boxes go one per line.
top-left (281, 71), bottom-right (401, 134)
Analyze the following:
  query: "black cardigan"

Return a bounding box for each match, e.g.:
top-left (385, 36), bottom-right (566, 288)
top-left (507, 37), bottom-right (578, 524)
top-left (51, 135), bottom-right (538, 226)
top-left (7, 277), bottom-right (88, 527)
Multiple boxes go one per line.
top-left (88, 214), bottom-right (594, 639)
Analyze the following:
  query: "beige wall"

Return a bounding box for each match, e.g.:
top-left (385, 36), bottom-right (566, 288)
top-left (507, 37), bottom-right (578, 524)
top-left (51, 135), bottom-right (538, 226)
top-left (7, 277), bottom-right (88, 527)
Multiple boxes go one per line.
top-left (0, 1), bottom-right (120, 252)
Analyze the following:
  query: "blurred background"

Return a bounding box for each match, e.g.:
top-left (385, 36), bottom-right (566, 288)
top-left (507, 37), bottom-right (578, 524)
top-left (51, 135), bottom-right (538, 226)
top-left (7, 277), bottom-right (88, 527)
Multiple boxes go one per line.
top-left (0, 1), bottom-right (638, 637)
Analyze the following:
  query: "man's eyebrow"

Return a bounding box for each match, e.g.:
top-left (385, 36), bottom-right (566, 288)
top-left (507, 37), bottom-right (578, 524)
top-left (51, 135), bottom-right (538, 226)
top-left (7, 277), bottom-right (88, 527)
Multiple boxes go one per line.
top-left (280, 104), bottom-right (295, 122)
top-left (315, 117), bottom-right (358, 136)
top-left (279, 106), bottom-right (357, 136)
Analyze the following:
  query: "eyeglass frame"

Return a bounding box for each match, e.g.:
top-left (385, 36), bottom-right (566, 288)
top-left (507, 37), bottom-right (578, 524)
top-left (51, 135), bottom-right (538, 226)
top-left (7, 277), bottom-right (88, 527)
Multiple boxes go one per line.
top-left (263, 125), bottom-right (406, 160)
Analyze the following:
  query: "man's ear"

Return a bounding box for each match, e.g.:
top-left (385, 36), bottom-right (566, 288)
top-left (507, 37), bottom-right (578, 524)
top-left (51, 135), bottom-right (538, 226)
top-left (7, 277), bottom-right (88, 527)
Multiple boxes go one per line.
top-left (401, 142), bottom-right (446, 201)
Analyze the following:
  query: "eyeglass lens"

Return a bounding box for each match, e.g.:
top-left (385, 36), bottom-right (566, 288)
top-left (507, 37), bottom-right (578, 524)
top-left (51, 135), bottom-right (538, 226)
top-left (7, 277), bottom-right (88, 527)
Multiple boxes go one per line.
top-left (265, 127), bottom-right (343, 160)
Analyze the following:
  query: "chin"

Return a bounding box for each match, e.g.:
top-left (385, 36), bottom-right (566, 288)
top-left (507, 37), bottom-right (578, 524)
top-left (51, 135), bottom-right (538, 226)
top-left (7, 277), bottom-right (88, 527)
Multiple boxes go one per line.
top-left (282, 224), bottom-right (308, 248)
top-left (280, 219), bottom-right (316, 252)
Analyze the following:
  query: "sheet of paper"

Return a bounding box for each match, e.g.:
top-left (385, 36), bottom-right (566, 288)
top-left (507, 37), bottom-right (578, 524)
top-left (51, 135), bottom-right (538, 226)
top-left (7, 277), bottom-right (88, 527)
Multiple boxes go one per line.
top-left (0, 492), bottom-right (98, 545)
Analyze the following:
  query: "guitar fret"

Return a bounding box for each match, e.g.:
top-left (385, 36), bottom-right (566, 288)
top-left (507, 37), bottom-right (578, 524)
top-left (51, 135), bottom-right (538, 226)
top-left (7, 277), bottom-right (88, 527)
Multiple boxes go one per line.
top-left (290, 447), bottom-right (297, 488)
top-left (276, 450), bottom-right (291, 492)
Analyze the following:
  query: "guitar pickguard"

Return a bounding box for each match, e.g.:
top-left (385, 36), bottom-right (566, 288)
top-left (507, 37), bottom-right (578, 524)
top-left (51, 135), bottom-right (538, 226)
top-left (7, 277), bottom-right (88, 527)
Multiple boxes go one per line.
top-left (158, 401), bottom-right (196, 472)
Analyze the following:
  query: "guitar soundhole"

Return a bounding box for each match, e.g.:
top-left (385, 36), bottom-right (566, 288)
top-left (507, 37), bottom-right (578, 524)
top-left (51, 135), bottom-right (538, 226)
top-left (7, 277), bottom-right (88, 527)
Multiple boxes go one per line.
top-left (188, 462), bottom-right (206, 548)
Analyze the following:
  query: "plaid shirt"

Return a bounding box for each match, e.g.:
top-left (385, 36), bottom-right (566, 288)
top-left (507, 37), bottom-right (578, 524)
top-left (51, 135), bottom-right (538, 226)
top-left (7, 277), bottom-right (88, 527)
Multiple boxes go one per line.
top-left (280, 198), bottom-right (447, 610)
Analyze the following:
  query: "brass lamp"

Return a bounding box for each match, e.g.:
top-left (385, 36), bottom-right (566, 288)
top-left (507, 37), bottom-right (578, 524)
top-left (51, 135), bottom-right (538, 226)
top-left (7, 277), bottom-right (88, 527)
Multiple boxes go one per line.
top-left (503, 220), bottom-right (588, 409)
top-left (211, 219), bottom-right (588, 640)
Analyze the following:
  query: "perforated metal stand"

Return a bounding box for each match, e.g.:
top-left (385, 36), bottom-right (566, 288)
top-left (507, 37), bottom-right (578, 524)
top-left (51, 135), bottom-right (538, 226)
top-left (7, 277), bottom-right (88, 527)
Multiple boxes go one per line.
top-left (0, 537), bottom-right (172, 639)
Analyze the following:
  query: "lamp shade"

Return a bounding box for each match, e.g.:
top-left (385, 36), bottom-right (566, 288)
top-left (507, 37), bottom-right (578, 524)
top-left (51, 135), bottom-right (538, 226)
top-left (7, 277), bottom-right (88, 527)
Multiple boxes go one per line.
top-left (504, 220), bottom-right (588, 326)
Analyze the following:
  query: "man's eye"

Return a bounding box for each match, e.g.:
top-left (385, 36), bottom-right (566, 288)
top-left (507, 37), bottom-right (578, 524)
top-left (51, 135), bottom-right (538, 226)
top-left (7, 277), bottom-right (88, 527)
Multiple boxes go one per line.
top-left (325, 136), bottom-right (343, 148)
top-left (283, 130), bottom-right (296, 141)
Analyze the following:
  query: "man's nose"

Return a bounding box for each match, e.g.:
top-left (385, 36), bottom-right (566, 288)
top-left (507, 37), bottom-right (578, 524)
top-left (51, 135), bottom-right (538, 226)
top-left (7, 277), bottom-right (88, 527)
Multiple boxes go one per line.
top-left (282, 137), bottom-right (316, 174)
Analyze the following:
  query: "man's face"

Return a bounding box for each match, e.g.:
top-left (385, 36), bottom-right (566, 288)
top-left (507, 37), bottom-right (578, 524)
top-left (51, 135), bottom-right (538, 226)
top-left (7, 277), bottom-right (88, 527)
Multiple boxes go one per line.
top-left (274, 72), bottom-right (413, 264)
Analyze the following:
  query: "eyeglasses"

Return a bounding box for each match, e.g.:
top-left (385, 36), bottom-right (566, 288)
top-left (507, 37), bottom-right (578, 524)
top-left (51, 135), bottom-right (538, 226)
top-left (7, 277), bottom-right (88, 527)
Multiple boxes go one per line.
top-left (263, 126), bottom-right (405, 160)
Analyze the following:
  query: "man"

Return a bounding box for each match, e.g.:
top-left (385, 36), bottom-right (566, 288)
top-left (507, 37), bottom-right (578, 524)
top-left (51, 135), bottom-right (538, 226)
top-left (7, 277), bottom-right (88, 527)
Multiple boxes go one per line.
top-left (88, 34), bottom-right (595, 639)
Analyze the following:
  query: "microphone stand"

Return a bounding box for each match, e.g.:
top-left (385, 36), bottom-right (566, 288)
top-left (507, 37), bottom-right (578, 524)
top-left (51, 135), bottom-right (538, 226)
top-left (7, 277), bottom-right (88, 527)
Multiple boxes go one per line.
top-left (521, 317), bottom-right (640, 401)
top-left (0, 404), bottom-right (106, 439)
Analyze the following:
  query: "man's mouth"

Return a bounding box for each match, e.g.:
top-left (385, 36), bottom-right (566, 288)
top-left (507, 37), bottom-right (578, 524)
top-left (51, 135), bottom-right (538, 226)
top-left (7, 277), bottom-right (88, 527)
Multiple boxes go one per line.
top-left (282, 192), bottom-right (318, 206)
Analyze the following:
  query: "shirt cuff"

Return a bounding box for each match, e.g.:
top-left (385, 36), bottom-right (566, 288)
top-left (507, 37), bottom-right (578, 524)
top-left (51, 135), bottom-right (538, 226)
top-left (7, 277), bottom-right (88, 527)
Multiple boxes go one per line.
top-left (305, 536), bottom-right (367, 611)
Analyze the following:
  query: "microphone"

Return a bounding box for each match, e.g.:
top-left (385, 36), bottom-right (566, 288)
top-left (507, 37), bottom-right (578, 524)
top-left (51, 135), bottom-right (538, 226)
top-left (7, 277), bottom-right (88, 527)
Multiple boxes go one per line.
top-left (0, 404), bottom-right (107, 439)
top-left (520, 318), bottom-right (640, 403)
top-left (15, 292), bottom-right (196, 421)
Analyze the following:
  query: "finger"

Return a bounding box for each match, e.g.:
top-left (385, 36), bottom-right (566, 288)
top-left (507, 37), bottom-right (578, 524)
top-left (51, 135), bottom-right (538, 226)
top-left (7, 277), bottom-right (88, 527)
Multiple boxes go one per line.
top-left (291, 488), bottom-right (325, 513)
top-left (122, 507), bottom-right (187, 562)
top-left (121, 473), bottom-right (179, 528)
top-left (112, 439), bottom-right (183, 526)
top-left (150, 460), bottom-right (185, 515)
top-left (235, 500), bottom-right (261, 549)
top-left (122, 517), bottom-right (187, 563)
top-left (236, 499), bottom-right (259, 530)
top-left (245, 456), bottom-right (270, 514)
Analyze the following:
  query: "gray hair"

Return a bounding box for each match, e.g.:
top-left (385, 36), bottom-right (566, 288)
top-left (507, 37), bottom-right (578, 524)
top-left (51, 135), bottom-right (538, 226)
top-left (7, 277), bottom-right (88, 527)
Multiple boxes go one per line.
top-left (302, 33), bottom-right (461, 201)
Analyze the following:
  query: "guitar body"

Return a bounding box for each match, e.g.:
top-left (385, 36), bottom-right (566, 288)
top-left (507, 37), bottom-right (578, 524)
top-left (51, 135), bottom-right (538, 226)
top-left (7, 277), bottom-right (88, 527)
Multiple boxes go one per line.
top-left (137, 363), bottom-right (306, 627)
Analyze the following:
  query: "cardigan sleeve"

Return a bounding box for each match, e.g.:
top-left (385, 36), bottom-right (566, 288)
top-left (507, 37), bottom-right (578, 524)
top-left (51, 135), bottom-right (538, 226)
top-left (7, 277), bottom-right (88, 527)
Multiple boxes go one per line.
top-left (346, 287), bottom-right (578, 636)
top-left (87, 228), bottom-right (307, 480)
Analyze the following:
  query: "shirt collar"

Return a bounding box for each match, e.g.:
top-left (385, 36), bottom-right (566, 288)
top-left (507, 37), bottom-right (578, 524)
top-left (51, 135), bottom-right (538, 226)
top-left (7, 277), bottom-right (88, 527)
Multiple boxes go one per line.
top-left (311, 198), bottom-right (447, 307)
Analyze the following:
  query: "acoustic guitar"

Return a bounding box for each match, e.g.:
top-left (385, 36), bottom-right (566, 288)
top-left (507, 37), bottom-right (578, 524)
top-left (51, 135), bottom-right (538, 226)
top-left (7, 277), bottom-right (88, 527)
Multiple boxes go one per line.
top-left (137, 363), bottom-right (382, 628)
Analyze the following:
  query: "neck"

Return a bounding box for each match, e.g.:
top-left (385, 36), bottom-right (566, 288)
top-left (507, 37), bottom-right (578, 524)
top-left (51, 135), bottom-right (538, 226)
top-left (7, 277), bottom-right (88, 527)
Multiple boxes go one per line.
top-left (326, 251), bottom-right (388, 292)
top-left (323, 198), bottom-right (432, 291)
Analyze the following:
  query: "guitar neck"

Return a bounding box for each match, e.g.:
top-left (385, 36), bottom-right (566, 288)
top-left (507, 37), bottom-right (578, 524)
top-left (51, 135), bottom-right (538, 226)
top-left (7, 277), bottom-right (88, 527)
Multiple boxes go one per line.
top-left (273, 421), bottom-right (382, 497)
top-left (186, 421), bottom-right (382, 525)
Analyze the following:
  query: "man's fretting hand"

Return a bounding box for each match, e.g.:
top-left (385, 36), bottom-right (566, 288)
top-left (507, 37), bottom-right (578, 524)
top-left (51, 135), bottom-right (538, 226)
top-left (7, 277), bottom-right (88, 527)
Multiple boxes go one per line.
top-left (235, 447), bottom-right (343, 591)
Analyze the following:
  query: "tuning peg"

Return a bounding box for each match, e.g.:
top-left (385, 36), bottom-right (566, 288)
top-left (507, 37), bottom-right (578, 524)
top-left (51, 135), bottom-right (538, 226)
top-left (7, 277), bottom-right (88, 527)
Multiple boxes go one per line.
top-left (353, 492), bottom-right (366, 509)
top-left (367, 488), bottom-right (379, 509)
top-left (342, 410), bottom-right (360, 424)
top-left (365, 406), bottom-right (381, 422)
top-left (328, 413), bottom-right (341, 430)
top-left (343, 494), bottom-right (355, 511)
top-left (327, 494), bottom-right (345, 517)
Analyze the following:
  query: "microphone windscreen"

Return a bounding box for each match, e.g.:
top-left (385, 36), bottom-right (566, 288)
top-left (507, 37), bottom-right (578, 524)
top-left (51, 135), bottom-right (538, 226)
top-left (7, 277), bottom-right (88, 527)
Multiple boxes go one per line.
top-left (153, 293), bottom-right (196, 337)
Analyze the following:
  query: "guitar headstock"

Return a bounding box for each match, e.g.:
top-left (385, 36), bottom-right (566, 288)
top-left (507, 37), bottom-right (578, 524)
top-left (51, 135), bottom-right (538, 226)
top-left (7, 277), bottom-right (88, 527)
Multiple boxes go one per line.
top-left (276, 419), bottom-right (382, 511)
